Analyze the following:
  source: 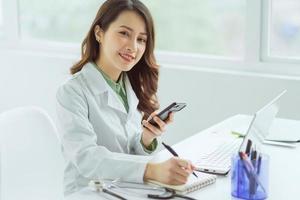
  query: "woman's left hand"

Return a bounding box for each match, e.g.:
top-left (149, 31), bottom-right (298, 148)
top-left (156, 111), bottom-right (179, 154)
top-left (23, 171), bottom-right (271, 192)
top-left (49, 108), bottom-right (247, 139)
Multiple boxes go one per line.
top-left (141, 111), bottom-right (174, 147)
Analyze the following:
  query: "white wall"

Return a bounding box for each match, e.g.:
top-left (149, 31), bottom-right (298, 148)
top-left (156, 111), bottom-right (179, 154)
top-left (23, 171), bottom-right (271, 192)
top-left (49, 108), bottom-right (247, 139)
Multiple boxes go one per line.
top-left (158, 65), bottom-right (300, 145)
top-left (1, 51), bottom-right (300, 145)
top-left (0, 51), bottom-right (71, 123)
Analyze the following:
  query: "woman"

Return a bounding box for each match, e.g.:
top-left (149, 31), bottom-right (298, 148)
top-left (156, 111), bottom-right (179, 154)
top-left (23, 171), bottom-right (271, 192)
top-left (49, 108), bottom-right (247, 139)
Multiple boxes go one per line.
top-left (56, 0), bottom-right (195, 196)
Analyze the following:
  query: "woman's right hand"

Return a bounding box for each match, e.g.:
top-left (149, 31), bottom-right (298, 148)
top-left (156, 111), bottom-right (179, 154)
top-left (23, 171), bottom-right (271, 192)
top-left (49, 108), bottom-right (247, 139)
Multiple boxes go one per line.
top-left (144, 157), bottom-right (196, 185)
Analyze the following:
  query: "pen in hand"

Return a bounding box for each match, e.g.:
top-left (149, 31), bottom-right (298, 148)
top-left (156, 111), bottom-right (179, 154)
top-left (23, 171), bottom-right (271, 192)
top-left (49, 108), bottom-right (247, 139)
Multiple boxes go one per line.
top-left (162, 142), bottom-right (198, 178)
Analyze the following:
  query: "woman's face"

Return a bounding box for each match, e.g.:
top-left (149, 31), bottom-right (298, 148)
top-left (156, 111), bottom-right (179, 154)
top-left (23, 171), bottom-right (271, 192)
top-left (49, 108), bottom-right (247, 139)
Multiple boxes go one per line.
top-left (96, 10), bottom-right (147, 75)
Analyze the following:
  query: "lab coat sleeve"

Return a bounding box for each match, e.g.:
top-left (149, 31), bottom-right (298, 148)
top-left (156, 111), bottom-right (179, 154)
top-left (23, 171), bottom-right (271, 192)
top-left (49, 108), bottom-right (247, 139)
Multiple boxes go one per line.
top-left (56, 82), bottom-right (153, 183)
top-left (132, 130), bottom-right (160, 155)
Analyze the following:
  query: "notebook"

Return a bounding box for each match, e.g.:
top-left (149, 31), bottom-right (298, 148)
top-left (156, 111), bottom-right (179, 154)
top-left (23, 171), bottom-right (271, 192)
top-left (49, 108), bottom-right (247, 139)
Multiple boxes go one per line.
top-left (147, 172), bottom-right (216, 194)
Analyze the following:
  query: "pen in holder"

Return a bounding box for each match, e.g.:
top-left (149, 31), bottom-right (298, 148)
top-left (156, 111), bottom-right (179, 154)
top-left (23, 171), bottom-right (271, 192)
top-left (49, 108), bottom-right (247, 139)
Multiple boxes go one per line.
top-left (231, 152), bottom-right (269, 200)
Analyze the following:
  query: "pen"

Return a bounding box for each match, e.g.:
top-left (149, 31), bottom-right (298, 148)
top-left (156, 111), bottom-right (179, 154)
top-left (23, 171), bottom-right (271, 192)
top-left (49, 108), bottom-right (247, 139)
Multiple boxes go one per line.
top-left (250, 147), bottom-right (257, 167)
top-left (239, 152), bottom-right (266, 193)
top-left (257, 154), bottom-right (262, 175)
top-left (250, 147), bottom-right (257, 197)
top-left (245, 139), bottom-right (252, 156)
top-left (162, 142), bottom-right (198, 178)
top-left (231, 131), bottom-right (245, 138)
top-left (254, 155), bottom-right (263, 200)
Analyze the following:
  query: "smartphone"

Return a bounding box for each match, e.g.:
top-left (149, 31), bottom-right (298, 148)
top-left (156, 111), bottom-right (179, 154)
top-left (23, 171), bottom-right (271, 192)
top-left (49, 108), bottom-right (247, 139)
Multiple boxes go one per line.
top-left (148, 102), bottom-right (186, 127)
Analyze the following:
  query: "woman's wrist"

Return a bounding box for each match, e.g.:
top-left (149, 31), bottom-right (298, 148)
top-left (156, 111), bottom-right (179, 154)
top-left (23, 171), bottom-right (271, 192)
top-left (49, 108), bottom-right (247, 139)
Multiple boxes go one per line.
top-left (144, 162), bottom-right (156, 181)
top-left (142, 130), bottom-right (155, 147)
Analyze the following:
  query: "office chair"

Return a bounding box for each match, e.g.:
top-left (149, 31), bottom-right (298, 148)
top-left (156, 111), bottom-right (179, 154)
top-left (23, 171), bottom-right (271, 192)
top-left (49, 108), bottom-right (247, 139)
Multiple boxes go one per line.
top-left (0, 106), bottom-right (64, 200)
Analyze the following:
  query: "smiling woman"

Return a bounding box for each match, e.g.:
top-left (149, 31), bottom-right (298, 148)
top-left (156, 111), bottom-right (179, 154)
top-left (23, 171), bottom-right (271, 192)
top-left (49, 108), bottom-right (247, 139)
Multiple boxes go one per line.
top-left (56, 0), bottom-right (196, 197)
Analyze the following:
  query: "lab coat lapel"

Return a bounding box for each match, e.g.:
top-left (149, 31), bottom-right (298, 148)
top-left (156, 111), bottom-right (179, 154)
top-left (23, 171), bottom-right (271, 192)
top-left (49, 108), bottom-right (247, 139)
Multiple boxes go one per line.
top-left (81, 62), bottom-right (127, 115)
top-left (107, 91), bottom-right (127, 114)
top-left (124, 74), bottom-right (139, 118)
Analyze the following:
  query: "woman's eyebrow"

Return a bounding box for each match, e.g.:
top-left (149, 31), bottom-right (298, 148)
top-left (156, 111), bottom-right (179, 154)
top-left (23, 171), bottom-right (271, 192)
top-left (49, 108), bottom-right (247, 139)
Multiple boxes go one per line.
top-left (119, 25), bottom-right (147, 36)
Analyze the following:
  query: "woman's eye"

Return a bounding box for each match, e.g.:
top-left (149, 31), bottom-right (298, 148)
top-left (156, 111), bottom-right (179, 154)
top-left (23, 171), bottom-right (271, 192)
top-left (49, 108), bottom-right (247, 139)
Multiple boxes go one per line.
top-left (119, 31), bottom-right (129, 36)
top-left (138, 38), bottom-right (147, 44)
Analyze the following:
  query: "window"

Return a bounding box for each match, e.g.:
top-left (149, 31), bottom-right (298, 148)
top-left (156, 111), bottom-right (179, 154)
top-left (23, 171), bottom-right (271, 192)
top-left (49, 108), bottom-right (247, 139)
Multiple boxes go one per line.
top-left (0, 0), bottom-right (4, 40)
top-left (4, 0), bottom-right (300, 70)
top-left (18, 0), bottom-right (105, 43)
top-left (142, 0), bottom-right (246, 58)
top-left (19, 0), bottom-right (245, 58)
top-left (0, 0), bottom-right (3, 30)
top-left (269, 0), bottom-right (300, 58)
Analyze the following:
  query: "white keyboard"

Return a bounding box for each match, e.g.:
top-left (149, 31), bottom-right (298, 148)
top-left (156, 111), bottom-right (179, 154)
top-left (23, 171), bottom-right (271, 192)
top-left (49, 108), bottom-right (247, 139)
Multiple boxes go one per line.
top-left (195, 139), bottom-right (242, 175)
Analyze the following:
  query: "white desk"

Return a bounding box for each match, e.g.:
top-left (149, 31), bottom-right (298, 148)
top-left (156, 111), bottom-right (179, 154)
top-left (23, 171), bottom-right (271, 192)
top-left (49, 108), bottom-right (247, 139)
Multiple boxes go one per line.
top-left (66, 115), bottom-right (300, 200)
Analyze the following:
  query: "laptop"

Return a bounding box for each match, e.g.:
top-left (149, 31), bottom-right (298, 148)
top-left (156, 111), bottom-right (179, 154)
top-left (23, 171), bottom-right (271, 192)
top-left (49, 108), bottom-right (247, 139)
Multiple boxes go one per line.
top-left (240, 89), bottom-right (298, 148)
top-left (195, 90), bottom-right (286, 175)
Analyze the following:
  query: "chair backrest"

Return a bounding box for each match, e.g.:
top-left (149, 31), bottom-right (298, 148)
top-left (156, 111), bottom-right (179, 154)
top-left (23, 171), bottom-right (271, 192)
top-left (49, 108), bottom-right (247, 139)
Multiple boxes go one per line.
top-left (0, 106), bottom-right (64, 200)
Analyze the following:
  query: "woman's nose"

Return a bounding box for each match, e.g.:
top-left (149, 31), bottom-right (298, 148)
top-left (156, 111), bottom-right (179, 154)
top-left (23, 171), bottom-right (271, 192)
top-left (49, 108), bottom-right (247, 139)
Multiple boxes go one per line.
top-left (126, 39), bottom-right (137, 52)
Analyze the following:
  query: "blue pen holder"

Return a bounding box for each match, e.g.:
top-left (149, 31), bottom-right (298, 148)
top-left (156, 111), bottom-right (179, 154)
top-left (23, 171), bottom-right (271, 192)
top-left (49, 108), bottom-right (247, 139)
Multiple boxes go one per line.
top-left (231, 153), bottom-right (269, 200)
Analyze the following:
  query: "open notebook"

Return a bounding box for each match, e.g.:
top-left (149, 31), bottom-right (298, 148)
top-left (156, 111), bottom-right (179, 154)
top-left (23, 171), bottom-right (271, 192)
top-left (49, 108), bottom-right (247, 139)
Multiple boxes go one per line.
top-left (147, 172), bottom-right (216, 194)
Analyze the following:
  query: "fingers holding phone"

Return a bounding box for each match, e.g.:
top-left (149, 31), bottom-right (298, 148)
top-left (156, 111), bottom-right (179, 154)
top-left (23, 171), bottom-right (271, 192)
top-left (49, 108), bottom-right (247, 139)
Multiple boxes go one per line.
top-left (143, 109), bottom-right (175, 134)
top-left (165, 112), bottom-right (174, 124)
top-left (143, 116), bottom-right (166, 134)
top-left (142, 111), bottom-right (173, 147)
top-left (148, 111), bottom-right (175, 125)
top-left (148, 102), bottom-right (185, 127)
top-left (141, 102), bottom-right (186, 147)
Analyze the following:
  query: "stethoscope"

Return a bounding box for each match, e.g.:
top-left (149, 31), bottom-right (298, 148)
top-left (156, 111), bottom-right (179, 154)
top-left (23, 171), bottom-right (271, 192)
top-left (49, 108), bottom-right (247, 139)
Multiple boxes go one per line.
top-left (147, 188), bottom-right (198, 200)
top-left (89, 180), bottom-right (199, 200)
top-left (89, 180), bottom-right (127, 200)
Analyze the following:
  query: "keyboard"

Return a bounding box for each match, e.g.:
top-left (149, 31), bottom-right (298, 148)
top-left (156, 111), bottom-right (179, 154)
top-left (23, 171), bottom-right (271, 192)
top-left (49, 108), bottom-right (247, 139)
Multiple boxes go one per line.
top-left (195, 139), bottom-right (242, 175)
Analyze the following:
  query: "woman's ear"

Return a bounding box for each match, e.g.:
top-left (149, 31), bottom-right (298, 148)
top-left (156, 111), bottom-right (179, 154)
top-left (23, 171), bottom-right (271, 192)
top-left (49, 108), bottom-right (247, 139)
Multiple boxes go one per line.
top-left (94, 25), bottom-right (104, 43)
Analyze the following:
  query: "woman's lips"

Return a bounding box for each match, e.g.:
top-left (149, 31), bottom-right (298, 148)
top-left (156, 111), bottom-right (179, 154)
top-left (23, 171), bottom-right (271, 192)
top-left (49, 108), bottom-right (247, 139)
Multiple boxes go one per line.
top-left (119, 53), bottom-right (135, 63)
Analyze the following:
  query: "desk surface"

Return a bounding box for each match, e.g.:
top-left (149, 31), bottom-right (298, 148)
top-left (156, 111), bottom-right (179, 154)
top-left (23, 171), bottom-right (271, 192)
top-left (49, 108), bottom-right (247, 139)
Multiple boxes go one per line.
top-left (66, 115), bottom-right (300, 200)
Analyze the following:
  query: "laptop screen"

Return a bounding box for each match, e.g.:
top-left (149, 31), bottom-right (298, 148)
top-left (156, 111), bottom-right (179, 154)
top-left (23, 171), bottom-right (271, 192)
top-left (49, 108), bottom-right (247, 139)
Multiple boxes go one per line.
top-left (239, 90), bottom-right (286, 152)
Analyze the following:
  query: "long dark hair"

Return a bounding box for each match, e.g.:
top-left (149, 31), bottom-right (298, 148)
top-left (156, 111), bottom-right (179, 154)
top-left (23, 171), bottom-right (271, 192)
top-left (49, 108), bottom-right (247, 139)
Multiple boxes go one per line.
top-left (70, 0), bottom-right (159, 119)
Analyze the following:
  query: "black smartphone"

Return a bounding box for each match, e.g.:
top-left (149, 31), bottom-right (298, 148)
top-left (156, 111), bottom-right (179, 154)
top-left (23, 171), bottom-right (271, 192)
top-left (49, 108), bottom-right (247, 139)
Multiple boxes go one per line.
top-left (148, 102), bottom-right (186, 127)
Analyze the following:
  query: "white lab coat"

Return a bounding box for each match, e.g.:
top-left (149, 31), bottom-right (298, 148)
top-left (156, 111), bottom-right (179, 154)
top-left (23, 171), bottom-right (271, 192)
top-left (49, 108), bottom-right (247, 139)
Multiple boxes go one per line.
top-left (56, 62), bottom-right (157, 196)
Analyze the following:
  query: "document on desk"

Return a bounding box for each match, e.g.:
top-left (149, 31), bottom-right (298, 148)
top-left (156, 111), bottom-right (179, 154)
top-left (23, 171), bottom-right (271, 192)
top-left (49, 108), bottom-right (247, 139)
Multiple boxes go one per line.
top-left (147, 172), bottom-right (216, 194)
top-left (266, 118), bottom-right (300, 143)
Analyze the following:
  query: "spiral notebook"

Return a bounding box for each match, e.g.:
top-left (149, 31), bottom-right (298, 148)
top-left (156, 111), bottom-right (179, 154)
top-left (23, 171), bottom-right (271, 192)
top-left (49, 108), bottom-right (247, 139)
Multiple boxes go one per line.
top-left (147, 172), bottom-right (216, 194)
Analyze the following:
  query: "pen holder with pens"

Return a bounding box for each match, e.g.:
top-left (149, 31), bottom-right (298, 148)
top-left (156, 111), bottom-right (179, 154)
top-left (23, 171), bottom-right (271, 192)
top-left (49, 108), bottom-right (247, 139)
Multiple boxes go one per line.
top-left (231, 153), bottom-right (269, 200)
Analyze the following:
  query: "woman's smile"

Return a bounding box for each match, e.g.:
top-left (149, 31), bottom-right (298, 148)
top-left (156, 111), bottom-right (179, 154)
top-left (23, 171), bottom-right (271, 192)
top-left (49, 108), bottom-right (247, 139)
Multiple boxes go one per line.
top-left (119, 52), bottom-right (135, 63)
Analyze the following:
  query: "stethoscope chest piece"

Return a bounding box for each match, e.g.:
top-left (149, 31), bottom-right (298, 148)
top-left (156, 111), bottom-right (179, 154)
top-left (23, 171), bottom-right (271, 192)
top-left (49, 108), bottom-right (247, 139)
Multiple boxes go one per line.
top-left (88, 180), bottom-right (128, 200)
top-left (89, 180), bottom-right (103, 192)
